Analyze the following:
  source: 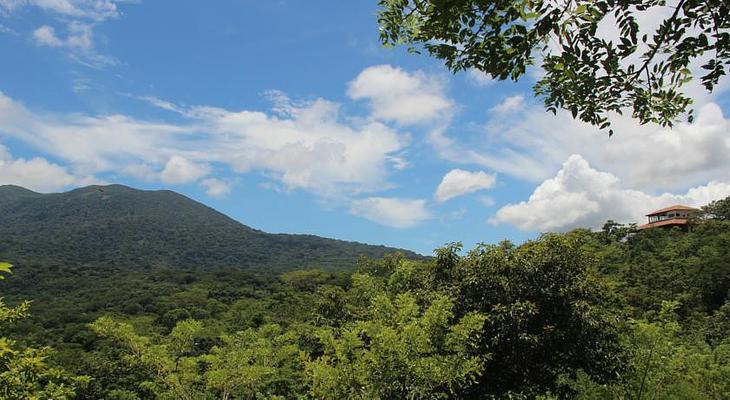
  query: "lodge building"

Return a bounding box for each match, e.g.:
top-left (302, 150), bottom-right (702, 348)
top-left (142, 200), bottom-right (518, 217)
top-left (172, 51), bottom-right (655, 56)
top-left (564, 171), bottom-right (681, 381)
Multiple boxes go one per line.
top-left (637, 205), bottom-right (698, 230)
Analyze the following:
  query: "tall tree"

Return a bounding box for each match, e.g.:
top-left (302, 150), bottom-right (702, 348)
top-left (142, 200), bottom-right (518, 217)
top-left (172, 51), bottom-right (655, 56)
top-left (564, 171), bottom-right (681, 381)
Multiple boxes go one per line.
top-left (437, 235), bottom-right (627, 397)
top-left (378, 0), bottom-right (729, 134)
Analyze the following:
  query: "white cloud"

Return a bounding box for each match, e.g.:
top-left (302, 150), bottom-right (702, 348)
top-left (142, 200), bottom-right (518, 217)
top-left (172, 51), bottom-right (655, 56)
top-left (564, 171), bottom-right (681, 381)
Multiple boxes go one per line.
top-left (350, 197), bottom-right (431, 228)
top-left (347, 64), bottom-right (453, 125)
top-left (188, 96), bottom-right (407, 196)
top-left (490, 95), bottom-right (525, 114)
top-left (33, 22), bottom-right (93, 51)
top-left (2, 0), bottom-right (122, 65)
top-left (201, 178), bottom-right (231, 198)
top-left (121, 163), bottom-right (157, 182)
top-left (428, 127), bottom-right (548, 183)
top-left (139, 95), bottom-right (183, 113)
top-left (32, 25), bottom-right (62, 46)
top-left (433, 97), bottom-right (730, 191)
top-left (490, 154), bottom-right (730, 232)
top-left (0, 91), bottom-right (190, 174)
top-left (160, 155), bottom-right (210, 184)
top-left (31, 21), bottom-right (107, 64)
top-left (478, 196), bottom-right (496, 207)
top-left (64, 21), bottom-right (93, 50)
top-left (0, 0), bottom-right (119, 20)
top-left (0, 143), bottom-right (85, 192)
top-left (0, 85), bottom-right (409, 198)
top-left (435, 169), bottom-right (496, 202)
top-left (466, 69), bottom-right (494, 86)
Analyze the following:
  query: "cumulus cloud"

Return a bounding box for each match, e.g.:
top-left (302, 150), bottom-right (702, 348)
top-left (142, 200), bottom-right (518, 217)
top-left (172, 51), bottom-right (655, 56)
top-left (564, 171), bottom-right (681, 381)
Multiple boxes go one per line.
top-left (200, 178), bottom-right (231, 198)
top-left (433, 96), bottom-right (730, 191)
top-left (490, 155), bottom-right (730, 232)
top-left (0, 143), bottom-right (86, 192)
top-left (435, 169), bottom-right (496, 202)
top-left (0, 86), bottom-right (408, 198)
top-left (160, 155), bottom-right (210, 184)
top-left (348, 64), bottom-right (453, 125)
top-left (350, 197), bottom-right (431, 228)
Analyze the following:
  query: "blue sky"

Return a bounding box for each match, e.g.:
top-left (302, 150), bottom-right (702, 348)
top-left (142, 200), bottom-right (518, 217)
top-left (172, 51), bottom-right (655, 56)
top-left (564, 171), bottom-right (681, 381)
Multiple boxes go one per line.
top-left (1, 1), bottom-right (729, 255)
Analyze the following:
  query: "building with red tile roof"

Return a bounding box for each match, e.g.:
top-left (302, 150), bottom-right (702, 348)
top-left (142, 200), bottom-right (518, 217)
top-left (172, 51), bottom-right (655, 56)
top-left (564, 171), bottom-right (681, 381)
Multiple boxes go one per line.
top-left (637, 205), bottom-right (699, 230)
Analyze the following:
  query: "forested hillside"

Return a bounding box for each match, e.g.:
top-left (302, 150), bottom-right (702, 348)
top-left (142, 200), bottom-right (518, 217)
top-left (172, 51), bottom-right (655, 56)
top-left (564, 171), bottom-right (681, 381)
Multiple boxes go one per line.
top-left (2, 197), bottom-right (729, 399)
top-left (0, 184), bottom-right (420, 270)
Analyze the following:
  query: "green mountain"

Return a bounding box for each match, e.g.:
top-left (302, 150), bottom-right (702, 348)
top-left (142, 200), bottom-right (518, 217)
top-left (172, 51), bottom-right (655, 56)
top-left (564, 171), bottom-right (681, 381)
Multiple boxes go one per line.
top-left (0, 184), bottom-right (420, 270)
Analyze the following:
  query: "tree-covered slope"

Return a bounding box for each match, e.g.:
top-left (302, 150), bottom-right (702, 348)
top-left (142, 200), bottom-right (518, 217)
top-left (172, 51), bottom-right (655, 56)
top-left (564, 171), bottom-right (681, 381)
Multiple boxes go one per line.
top-left (0, 184), bottom-right (420, 270)
top-left (2, 197), bottom-right (729, 399)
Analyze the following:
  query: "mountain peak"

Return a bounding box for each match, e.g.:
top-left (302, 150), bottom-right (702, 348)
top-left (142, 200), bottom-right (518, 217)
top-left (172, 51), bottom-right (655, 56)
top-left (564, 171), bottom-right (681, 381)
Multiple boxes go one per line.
top-left (0, 184), bottom-right (420, 270)
top-left (70, 184), bottom-right (135, 192)
top-left (0, 184), bottom-right (40, 194)
top-left (0, 185), bottom-right (41, 202)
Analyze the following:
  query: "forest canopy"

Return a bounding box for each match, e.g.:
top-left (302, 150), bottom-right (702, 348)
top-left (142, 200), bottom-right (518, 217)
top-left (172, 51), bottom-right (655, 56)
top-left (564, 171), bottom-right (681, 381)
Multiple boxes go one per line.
top-left (2, 197), bottom-right (730, 398)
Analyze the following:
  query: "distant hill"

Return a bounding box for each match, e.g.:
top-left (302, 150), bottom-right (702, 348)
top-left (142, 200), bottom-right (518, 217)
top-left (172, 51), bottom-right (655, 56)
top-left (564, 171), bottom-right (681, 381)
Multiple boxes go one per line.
top-left (0, 184), bottom-right (421, 270)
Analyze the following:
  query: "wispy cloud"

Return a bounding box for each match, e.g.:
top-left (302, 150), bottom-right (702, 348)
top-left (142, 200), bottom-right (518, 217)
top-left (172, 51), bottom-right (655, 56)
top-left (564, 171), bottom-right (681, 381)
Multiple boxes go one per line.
top-left (0, 81), bottom-right (409, 198)
top-left (490, 95), bottom-right (525, 114)
top-left (350, 197), bottom-right (431, 228)
top-left (1, 0), bottom-right (126, 66)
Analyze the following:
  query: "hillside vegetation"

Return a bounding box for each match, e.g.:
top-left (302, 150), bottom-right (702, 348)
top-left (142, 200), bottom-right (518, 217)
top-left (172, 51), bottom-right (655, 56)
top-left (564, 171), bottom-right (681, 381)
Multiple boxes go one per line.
top-left (0, 184), bottom-right (420, 271)
top-left (1, 193), bottom-right (729, 399)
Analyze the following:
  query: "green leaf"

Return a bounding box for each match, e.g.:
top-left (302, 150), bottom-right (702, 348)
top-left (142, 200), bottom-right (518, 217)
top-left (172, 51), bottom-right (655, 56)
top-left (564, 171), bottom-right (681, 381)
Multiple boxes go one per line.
top-left (0, 262), bottom-right (12, 279)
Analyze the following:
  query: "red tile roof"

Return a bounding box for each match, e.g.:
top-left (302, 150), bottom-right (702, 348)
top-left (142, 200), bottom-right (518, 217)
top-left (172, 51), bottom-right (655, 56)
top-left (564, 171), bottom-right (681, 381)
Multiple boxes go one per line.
top-left (637, 218), bottom-right (691, 230)
top-left (645, 204), bottom-right (698, 216)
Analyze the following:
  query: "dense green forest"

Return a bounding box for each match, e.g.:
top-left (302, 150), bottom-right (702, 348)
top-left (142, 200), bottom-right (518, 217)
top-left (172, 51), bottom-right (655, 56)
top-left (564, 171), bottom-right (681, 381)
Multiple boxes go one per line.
top-left (2, 197), bottom-right (730, 399)
top-left (0, 184), bottom-right (420, 271)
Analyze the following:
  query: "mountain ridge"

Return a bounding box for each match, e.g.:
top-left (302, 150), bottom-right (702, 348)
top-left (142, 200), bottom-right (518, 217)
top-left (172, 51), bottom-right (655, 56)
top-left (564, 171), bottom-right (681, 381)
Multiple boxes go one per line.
top-left (0, 184), bottom-right (422, 271)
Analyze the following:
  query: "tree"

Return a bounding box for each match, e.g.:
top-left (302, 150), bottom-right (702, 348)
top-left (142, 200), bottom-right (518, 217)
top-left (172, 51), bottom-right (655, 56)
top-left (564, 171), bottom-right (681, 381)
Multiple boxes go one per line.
top-left (90, 317), bottom-right (208, 400)
top-left (201, 324), bottom-right (304, 399)
top-left (437, 234), bottom-right (627, 397)
top-left (305, 292), bottom-right (486, 399)
top-left (0, 263), bottom-right (89, 399)
top-left (90, 317), bottom-right (307, 399)
top-left (600, 220), bottom-right (635, 243)
top-left (308, 236), bottom-right (627, 398)
top-left (378, 0), bottom-right (729, 134)
top-left (564, 301), bottom-right (730, 399)
top-left (700, 195), bottom-right (730, 220)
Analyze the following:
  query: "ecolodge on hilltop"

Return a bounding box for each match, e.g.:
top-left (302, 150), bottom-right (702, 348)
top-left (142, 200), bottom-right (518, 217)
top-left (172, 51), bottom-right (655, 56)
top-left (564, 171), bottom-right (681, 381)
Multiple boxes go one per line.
top-left (637, 205), bottom-right (699, 231)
